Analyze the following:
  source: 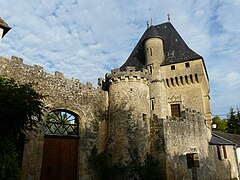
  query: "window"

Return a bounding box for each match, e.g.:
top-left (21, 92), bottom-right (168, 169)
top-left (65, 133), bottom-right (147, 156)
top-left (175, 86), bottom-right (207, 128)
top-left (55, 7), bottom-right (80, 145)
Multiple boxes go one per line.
top-left (171, 65), bottom-right (175, 70)
top-left (142, 114), bottom-right (147, 121)
top-left (147, 48), bottom-right (153, 56)
top-left (150, 98), bottom-right (155, 111)
top-left (171, 104), bottom-right (180, 117)
top-left (148, 65), bottom-right (153, 74)
top-left (185, 62), bottom-right (190, 68)
top-left (45, 110), bottom-right (79, 136)
top-left (217, 145), bottom-right (227, 160)
top-left (186, 153), bottom-right (199, 169)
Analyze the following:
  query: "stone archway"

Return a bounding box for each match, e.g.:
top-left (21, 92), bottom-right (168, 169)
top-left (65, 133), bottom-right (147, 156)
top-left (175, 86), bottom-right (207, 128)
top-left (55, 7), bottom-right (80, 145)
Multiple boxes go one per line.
top-left (40, 109), bottom-right (79, 180)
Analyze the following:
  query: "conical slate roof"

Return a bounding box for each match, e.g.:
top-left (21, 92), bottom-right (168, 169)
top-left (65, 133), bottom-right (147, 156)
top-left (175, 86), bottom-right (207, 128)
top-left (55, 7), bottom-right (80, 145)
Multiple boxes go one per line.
top-left (142, 25), bottom-right (163, 41)
top-left (120, 22), bottom-right (202, 71)
top-left (0, 18), bottom-right (11, 38)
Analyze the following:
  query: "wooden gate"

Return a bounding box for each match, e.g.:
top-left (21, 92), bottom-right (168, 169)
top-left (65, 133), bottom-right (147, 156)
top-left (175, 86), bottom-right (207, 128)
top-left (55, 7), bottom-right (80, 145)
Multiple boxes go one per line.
top-left (40, 136), bottom-right (78, 180)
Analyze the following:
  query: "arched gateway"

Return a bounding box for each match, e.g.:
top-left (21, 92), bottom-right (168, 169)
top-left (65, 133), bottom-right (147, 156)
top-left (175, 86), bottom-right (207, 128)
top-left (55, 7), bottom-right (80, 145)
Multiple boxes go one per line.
top-left (40, 110), bottom-right (79, 180)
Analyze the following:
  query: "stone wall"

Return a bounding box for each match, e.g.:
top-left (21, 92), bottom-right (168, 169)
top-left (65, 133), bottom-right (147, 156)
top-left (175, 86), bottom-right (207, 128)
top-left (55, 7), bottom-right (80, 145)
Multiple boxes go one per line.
top-left (161, 59), bottom-right (211, 122)
top-left (162, 108), bottom-right (211, 179)
top-left (0, 56), bottom-right (108, 180)
top-left (159, 108), bottom-right (239, 180)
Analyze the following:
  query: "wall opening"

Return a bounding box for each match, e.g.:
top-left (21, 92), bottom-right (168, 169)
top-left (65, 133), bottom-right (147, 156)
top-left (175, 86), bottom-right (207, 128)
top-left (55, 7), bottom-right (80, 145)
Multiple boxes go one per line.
top-left (170, 104), bottom-right (180, 117)
top-left (185, 62), bottom-right (190, 68)
top-left (150, 98), bottom-right (155, 111)
top-left (217, 145), bottom-right (227, 160)
top-left (41, 109), bottom-right (79, 180)
top-left (45, 110), bottom-right (79, 136)
top-left (186, 153), bottom-right (199, 169)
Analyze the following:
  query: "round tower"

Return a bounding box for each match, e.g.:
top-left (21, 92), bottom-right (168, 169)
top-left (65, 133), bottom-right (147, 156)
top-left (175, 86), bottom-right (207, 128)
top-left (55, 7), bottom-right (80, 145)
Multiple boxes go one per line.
top-left (106, 67), bottom-right (151, 164)
top-left (143, 26), bottom-right (167, 118)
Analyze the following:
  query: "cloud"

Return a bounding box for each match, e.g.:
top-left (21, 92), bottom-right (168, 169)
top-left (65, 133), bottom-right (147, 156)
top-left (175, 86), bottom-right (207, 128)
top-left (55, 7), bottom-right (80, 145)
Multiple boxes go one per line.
top-left (0, 0), bottom-right (239, 116)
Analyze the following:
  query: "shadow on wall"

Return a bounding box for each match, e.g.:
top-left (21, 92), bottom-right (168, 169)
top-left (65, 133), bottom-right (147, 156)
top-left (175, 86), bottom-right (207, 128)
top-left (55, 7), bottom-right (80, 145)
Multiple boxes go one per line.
top-left (166, 148), bottom-right (237, 180)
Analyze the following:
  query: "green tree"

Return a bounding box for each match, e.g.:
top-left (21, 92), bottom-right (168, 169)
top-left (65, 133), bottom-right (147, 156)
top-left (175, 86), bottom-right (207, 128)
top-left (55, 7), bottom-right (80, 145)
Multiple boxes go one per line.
top-left (236, 107), bottom-right (240, 133)
top-left (0, 76), bottom-right (43, 179)
top-left (212, 116), bottom-right (228, 132)
top-left (227, 107), bottom-right (240, 134)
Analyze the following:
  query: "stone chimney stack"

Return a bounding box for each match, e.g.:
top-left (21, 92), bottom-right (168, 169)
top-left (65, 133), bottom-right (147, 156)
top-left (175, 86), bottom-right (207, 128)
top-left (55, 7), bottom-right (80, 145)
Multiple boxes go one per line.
top-left (0, 18), bottom-right (11, 46)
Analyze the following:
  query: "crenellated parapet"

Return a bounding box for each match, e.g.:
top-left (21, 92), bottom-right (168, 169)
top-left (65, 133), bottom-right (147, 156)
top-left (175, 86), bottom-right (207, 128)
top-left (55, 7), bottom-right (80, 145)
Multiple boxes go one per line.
top-left (0, 56), bottom-right (95, 91)
top-left (106, 66), bottom-right (151, 85)
top-left (180, 107), bottom-right (205, 123)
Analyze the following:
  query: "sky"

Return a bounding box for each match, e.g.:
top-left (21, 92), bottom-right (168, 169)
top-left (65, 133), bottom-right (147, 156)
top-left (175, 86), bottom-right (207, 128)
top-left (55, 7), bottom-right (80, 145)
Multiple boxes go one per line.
top-left (0, 0), bottom-right (239, 117)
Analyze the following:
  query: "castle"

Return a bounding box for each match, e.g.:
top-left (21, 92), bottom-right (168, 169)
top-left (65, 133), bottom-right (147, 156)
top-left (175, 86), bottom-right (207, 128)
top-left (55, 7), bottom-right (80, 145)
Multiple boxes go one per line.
top-left (0, 18), bottom-right (239, 179)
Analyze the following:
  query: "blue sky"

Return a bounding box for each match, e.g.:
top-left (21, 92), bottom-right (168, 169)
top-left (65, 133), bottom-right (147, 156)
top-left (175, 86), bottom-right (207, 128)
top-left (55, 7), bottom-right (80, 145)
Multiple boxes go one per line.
top-left (0, 0), bottom-right (239, 117)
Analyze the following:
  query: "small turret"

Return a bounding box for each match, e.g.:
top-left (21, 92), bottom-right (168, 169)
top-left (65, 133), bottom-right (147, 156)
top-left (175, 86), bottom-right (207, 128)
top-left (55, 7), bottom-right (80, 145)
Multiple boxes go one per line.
top-left (143, 25), bottom-right (164, 79)
top-left (143, 26), bottom-right (167, 118)
top-left (0, 18), bottom-right (11, 46)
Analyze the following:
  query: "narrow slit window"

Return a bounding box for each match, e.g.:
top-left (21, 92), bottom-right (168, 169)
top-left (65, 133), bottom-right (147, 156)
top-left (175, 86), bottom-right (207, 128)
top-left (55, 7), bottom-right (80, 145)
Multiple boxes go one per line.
top-left (151, 98), bottom-right (155, 111)
top-left (142, 114), bottom-right (147, 121)
top-left (148, 64), bottom-right (153, 74)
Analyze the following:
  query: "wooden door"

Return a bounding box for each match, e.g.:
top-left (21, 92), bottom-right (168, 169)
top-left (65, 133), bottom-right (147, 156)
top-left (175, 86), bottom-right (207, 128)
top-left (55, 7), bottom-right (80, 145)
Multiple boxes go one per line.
top-left (41, 136), bottom-right (78, 180)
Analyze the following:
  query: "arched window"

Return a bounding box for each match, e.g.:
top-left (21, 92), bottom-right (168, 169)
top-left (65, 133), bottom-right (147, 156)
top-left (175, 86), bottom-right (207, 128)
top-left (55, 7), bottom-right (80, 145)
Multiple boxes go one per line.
top-left (45, 110), bottom-right (79, 136)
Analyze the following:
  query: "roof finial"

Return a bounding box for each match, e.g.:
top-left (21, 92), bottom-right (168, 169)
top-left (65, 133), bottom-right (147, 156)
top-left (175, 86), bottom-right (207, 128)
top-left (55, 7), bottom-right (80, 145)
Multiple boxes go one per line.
top-left (167, 14), bottom-right (171, 22)
top-left (146, 8), bottom-right (152, 29)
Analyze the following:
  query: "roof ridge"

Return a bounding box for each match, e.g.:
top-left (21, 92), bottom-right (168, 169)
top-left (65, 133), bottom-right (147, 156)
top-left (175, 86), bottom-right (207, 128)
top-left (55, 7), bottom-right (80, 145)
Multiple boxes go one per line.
top-left (212, 133), bottom-right (236, 145)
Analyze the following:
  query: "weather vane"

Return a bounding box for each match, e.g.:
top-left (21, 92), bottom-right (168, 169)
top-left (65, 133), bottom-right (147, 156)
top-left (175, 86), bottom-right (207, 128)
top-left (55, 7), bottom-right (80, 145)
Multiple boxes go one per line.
top-left (167, 14), bottom-right (171, 22)
top-left (147, 8), bottom-right (152, 28)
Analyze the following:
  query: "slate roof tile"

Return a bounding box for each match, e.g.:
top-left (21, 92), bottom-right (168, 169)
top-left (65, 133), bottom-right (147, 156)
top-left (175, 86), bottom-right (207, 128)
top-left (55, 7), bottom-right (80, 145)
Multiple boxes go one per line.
top-left (120, 22), bottom-right (203, 71)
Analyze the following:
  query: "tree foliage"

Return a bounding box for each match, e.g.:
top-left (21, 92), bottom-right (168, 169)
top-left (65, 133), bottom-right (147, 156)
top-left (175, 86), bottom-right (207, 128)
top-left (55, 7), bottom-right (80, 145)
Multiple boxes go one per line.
top-left (90, 146), bottom-right (161, 180)
top-left (213, 107), bottom-right (240, 134)
top-left (212, 116), bottom-right (228, 132)
top-left (227, 107), bottom-right (240, 134)
top-left (0, 76), bottom-right (43, 179)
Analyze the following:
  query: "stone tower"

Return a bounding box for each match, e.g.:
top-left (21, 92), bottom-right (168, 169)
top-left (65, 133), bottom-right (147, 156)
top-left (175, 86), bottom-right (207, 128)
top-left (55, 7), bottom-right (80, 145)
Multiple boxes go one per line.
top-left (0, 18), bottom-right (11, 46)
top-left (143, 26), bottom-right (167, 118)
top-left (121, 22), bottom-right (211, 122)
top-left (106, 67), bottom-right (151, 164)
